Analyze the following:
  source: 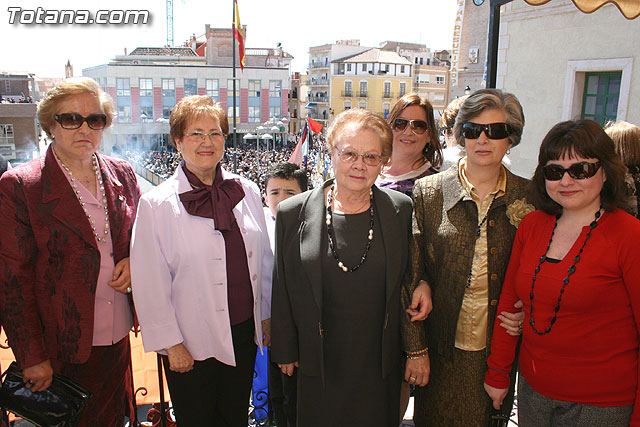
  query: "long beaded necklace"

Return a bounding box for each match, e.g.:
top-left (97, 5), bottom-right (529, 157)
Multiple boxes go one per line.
top-left (326, 184), bottom-right (374, 273)
top-left (465, 193), bottom-right (496, 289)
top-left (58, 154), bottom-right (111, 243)
top-left (529, 207), bottom-right (602, 335)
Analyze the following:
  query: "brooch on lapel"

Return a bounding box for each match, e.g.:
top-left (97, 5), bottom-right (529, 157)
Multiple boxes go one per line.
top-left (506, 198), bottom-right (535, 228)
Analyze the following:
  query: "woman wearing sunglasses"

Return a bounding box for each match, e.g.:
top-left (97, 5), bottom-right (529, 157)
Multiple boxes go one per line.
top-left (485, 119), bottom-right (640, 426)
top-left (0, 77), bottom-right (141, 425)
top-left (377, 93), bottom-right (442, 197)
top-left (271, 109), bottom-right (412, 426)
top-left (131, 96), bottom-right (272, 426)
top-left (402, 88), bottom-right (531, 426)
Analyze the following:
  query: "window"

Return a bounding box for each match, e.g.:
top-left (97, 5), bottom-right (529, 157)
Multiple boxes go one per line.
top-left (581, 72), bottom-right (622, 126)
top-left (269, 80), bottom-right (281, 98)
top-left (344, 100), bottom-right (351, 110)
top-left (227, 106), bottom-right (239, 125)
top-left (116, 78), bottom-right (130, 96)
top-left (249, 80), bottom-right (261, 97)
top-left (117, 105), bottom-right (131, 123)
top-left (206, 79), bottom-right (219, 99)
top-left (0, 124), bottom-right (14, 144)
top-left (4, 80), bottom-right (10, 92)
top-left (399, 82), bottom-right (406, 97)
top-left (436, 76), bottom-right (445, 85)
top-left (269, 106), bottom-right (281, 118)
top-left (385, 64), bottom-right (390, 72)
top-left (359, 81), bottom-right (367, 97)
top-left (417, 74), bottom-right (430, 84)
top-left (184, 79), bottom-right (197, 96)
top-left (249, 106), bottom-right (260, 123)
top-left (139, 105), bottom-right (153, 122)
top-left (162, 79), bottom-right (175, 97)
top-left (347, 64), bottom-right (352, 72)
top-left (434, 93), bottom-right (445, 102)
top-left (227, 79), bottom-right (239, 97)
top-left (362, 63), bottom-right (367, 72)
top-left (139, 78), bottom-right (153, 97)
top-left (344, 81), bottom-right (352, 97)
top-left (359, 100), bottom-right (367, 109)
top-left (383, 82), bottom-right (391, 98)
top-left (420, 57), bottom-right (424, 65)
top-left (383, 102), bottom-right (391, 118)
top-left (400, 65), bottom-right (406, 73)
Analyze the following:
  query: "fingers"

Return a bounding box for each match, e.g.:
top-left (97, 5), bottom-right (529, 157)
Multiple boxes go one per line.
top-left (24, 376), bottom-right (52, 392)
top-left (278, 362), bottom-right (297, 376)
top-left (513, 299), bottom-right (524, 309)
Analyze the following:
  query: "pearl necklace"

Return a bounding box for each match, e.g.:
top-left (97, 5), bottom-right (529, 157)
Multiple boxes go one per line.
top-left (326, 184), bottom-right (374, 273)
top-left (528, 207), bottom-right (601, 335)
top-left (58, 154), bottom-right (111, 243)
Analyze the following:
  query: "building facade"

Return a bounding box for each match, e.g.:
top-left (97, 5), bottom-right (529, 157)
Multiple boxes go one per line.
top-left (288, 72), bottom-right (309, 134)
top-left (330, 48), bottom-right (413, 118)
top-left (496, 0), bottom-right (640, 177)
top-left (82, 26), bottom-right (291, 154)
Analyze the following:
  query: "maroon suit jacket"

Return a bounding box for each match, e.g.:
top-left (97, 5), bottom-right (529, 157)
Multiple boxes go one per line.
top-left (0, 145), bottom-right (140, 368)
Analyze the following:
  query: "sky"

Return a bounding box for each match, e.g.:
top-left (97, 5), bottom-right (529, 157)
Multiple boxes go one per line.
top-left (1, 0), bottom-right (458, 78)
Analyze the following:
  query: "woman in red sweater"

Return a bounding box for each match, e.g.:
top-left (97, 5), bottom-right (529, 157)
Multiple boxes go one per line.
top-left (484, 119), bottom-right (640, 426)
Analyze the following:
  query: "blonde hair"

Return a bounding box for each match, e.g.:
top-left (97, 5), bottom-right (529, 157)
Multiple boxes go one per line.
top-left (327, 109), bottom-right (392, 160)
top-left (170, 95), bottom-right (228, 146)
top-left (605, 121), bottom-right (640, 168)
top-left (37, 77), bottom-right (114, 139)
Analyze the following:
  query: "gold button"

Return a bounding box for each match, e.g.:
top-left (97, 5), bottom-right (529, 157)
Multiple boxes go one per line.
top-left (488, 220), bottom-right (495, 227)
top-left (490, 247), bottom-right (498, 255)
top-left (491, 274), bottom-right (498, 281)
top-left (490, 299), bottom-right (498, 306)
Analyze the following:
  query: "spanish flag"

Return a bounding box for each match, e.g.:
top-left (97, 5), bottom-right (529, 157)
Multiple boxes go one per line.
top-left (234, 0), bottom-right (245, 70)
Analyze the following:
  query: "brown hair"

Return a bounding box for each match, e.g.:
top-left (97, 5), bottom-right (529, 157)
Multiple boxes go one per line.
top-left (387, 93), bottom-right (442, 168)
top-left (530, 119), bottom-right (628, 216)
top-left (327, 108), bottom-right (393, 161)
top-left (454, 89), bottom-right (525, 148)
top-left (37, 77), bottom-right (114, 139)
top-left (605, 121), bottom-right (640, 169)
top-left (170, 95), bottom-right (228, 147)
top-left (440, 95), bottom-right (468, 129)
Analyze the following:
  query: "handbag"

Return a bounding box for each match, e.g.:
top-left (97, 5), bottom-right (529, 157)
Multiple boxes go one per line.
top-left (0, 362), bottom-right (92, 427)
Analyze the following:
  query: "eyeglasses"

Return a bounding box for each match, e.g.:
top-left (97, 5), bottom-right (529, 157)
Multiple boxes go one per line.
top-left (461, 122), bottom-right (512, 140)
top-left (183, 131), bottom-right (226, 141)
top-left (542, 161), bottom-right (602, 181)
top-left (335, 147), bottom-right (384, 166)
top-left (55, 113), bottom-right (107, 130)
top-left (392, 118), bottom-right (429, 135)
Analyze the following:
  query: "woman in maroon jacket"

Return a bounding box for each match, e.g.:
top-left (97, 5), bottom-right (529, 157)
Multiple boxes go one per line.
top-left (0, 77), bottom-right (140, 426)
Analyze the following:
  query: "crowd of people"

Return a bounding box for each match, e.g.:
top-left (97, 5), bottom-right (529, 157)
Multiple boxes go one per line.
top-left (1, 78), bottom-right (640, 427)
top-left (0, 96), bottom-right (33, 103)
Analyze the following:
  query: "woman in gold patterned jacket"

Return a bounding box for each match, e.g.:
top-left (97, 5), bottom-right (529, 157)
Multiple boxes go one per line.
top-left (402, 89), bottom-right (533, 426)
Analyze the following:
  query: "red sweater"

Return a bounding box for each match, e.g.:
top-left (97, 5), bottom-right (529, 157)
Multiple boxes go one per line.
top-left (486, 209), bottom-right (640, 424)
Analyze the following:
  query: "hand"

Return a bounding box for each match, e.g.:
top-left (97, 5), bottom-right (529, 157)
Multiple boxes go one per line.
top-left (278, 361), bottom-right (299, 376)
top-left (261, 318), bottom-right (271, 347)
top-left (498, 299), bottom-right (524, 336)
top-left (22, 359), bottom-right (53, 392)
top-left (108, 257), bottom-right (132, 294)
top-left (166, 343), bottom-right (194, 373)
top-left (484, 382), bottom-right (509, 410)
top-left (407, 280), bottom-right (433, 322)
top-left (404, 354), bottom-right (430, 387)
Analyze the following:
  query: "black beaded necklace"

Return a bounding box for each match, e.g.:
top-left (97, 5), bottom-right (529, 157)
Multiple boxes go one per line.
top-left (529, 208), bottom-right (602, 335)
top-left (326, 184), bottom-right (374, 273)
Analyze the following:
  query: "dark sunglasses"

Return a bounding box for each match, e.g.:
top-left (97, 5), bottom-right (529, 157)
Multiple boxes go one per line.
top-left (440, 127), bottom-right (453, 137)
top-left (392, 118), bottom-right (428, 135)
top-left (542, 161), bottom-right (602, 181)
top-left (55, 113), bottom-right (107, 130)
top-left (461, 122), bottom-right (512, 140)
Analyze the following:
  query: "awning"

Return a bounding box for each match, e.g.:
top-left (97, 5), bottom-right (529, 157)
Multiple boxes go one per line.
top-left (524, 0), bottom-right (639, 19)
top-left (304, 103), bottom-right (316, 109)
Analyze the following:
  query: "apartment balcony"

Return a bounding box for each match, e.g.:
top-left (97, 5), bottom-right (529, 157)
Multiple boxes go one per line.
top-left (309, 78), bottom-right (329, 87)
top-left (382, 92), bottom-right (395, 99)
top-left (308, 61), bottom-right (330, 69)
top-left (341, 91), bottom-right (353, 98)
top-left (358, 91), bottom-right (368, 98)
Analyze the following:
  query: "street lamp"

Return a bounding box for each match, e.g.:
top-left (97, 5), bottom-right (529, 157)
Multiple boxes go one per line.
top-left (464, 85), bottom-right (471, 95)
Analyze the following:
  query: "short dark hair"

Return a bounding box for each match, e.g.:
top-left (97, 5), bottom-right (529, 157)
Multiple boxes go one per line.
top-left (530, 119), bottom-right (628, 216)
top-left (264, 162), bottom-right (308, 192)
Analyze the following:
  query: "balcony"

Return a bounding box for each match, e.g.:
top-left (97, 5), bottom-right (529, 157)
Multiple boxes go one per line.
top-left (341, 91), bottom-right (353, 98)
top-left (383, 92), bottom-right (394, 99)
top-left (309, 78), bottom-right (329, 87)
top-left (358, 91), bottom-right (368, 98)
top-left (309, 60), bottom-right (330, 69)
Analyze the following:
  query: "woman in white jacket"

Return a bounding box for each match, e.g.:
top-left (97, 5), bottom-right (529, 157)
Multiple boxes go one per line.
top-left (130, 95), bottom-right (272, 427)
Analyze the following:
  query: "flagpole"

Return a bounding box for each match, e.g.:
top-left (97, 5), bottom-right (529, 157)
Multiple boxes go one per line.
top-left (231, 0), bottom-right (238, 172)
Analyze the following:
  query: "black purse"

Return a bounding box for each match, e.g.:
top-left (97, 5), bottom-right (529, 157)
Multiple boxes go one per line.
top-left (0, 362), bottom-right (92, 427)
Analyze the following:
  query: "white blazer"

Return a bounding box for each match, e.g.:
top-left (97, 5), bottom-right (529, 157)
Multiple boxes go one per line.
top-left (130, 166), bottom-right (273, 367)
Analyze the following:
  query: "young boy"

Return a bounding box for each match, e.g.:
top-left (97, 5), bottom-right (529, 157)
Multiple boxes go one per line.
top-left (261, 162), bottom-right (307, 427)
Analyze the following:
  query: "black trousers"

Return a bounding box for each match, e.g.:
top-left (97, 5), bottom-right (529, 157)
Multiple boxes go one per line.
top-left (162, 318), bottom-right (257, 427)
